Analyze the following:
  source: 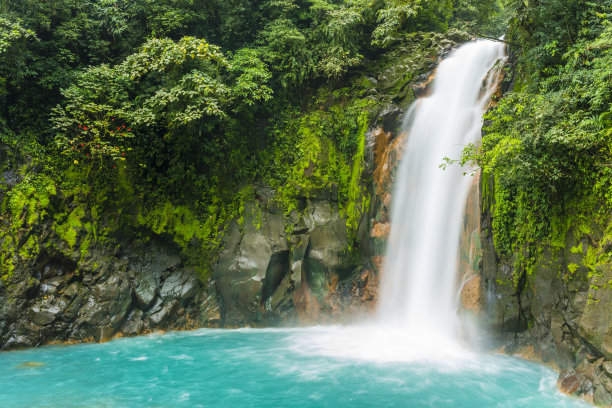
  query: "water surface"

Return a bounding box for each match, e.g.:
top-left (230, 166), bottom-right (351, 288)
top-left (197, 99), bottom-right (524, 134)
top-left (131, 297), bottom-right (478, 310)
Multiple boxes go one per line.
top-left (0, 328), bottom-right (589, 408)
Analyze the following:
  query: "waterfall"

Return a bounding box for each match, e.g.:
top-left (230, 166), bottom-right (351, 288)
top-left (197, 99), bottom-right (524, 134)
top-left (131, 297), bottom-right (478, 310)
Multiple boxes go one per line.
top-left (377, 40), bottom-right (506, 341)
top-left (294, 40), bottom-right (507, 363)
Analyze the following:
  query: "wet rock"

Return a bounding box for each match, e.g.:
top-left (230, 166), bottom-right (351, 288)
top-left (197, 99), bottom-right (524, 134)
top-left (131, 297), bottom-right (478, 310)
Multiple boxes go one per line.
top-left (215, 221), bottom-right (271, 325)
top-left (134, 272), bottom-right (158, 310)
top-left (559, 371), bottom-right (581, 395)
top-left (577, 359), bottom-right (598, 382)
top-left (62, 282), bottom-right (80, 301)
top-left (109, 285), bottom-right (132, 329)
top-left (551, 311), bottom-right (565, 344)
top-left (198, 288), bottom-right (221, 327)
top-left (148, 299), bottom-right (177, 326)
top-left (122, 310), bottom-right (144, 336)
top-left (594, 386), bottom-right (612, 407)
top-left (29, 306), bottom-right (57, 326)
top-left (605, 377), bottom-right (612, 393)
top-left (92, 278), bottom-right (121, 303)
top-left (90, 325), bottom-right (115, 342)
top-left (603, 361), bottom-right (612, 377)
top-left (81, 295), bottom-right (106, 324)
top-left (304, 199), bottom-right (336, 230)
top-left (307, 223), bottom-right (350, 276)
top-left (555, 340), bottom-right (577, 370)
top-left (4, 333), bottom-right (36, 350)
top-left (461, 275), bottom-right (482, 313)
top-left (262, 251), bottom-right (290, 301)
top-left (160, 270), bottom-right (198, 304)
top-left (266, 274), bottom-right (295, 318)
top-left (578, 267), bottom-right (612, 360)
top-left (289, 234), bottom-right (309, 288)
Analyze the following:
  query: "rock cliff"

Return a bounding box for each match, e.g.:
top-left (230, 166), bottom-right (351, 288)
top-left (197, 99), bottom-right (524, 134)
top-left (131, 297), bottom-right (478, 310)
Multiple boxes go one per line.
top-left (0, 31), bottom-right (466, 350)
top-left (476, 208), bottom-right (612, 406)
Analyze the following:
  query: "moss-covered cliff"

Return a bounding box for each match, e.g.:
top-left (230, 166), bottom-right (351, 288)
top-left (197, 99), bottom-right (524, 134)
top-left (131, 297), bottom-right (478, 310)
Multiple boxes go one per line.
top-left (464, 3), bottom-right (612, 404)
top-left (0, 31), bottom-right (468, 349)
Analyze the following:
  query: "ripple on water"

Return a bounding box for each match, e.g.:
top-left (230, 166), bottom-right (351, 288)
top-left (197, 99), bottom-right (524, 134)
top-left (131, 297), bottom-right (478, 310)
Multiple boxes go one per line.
top-left (0, 328), bottom-right (592, 408)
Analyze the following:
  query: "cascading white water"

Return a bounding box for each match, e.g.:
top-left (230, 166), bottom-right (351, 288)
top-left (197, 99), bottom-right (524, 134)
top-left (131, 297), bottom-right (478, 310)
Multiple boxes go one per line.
top-left (294, 40), bottom-right (507, 363)
top-left (377, 40), bottom-right (507, 346)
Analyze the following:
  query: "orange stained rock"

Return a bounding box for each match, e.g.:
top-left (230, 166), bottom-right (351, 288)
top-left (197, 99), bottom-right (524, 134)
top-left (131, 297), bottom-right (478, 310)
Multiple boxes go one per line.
top-left (371, 222), bottom-right (391, 239)
top-left (373, 127), bottom-right (407, 197)
top-left (372, 256), bottom-right (385, 273)
top-left (460, 275), bottom-right (483, 312)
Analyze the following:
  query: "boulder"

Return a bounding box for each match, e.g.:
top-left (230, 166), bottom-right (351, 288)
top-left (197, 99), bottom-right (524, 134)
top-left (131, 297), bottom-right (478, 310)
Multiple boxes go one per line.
top-left (307, 223), bottom-right (350, 277)
top-left (133, 272), bottom-right (158, 310)
top-left (148, 299), bottom-right (177, 326)
top-left (92, 277), bottom-right (121, 303)
top-left (160, 270), bottom-right (198, 304)
top-left (122, 310), bottom-right (144, 335)
top-left (215, 221), bottom-right (271, 325)
top-left (29, 306), bottom-right (57, 326)
top-left (603, 361), bottom-right (612, 377)
top-left (594, 386), bottom-right (612, 407)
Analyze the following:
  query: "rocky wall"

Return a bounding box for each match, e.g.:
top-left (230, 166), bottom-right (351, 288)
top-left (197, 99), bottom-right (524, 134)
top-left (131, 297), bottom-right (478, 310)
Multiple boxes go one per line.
top-left (477, 191), bottom-right (612, 407)
top-left (0, 31), bottom-right (468, 350)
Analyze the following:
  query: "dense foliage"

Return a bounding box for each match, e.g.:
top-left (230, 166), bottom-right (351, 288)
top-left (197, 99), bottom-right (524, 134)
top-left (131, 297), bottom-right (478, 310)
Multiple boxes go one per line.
top-left (0, 0), bottom-right (502, 278)
top-left (466, 0), bottom-right (612, 285)
top-left (1, 0), bottom-right (500, 196)
top-left (7, 0), bottom-right (610, 289)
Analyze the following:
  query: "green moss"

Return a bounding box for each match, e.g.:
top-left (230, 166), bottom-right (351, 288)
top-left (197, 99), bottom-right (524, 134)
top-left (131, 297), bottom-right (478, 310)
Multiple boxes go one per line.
top-left (0, 174), bottom-right (58, 281)
top-left (343, 111), bottom-right (369, 243)
top-left (270, 93), bottom-right (376, 247)
top-left (54, 207), bottom-right (85, 248)
top-left (0, 235), bottom-right (16, 281)
top-left (138, 195), bottom-right (241, 281)
top-left (5, 174), bottom-right (56, 229)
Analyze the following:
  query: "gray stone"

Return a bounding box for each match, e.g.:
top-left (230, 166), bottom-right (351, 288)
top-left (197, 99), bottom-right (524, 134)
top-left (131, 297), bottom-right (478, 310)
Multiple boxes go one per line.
top-left (603, 361), bottom-right (612, 377)
top-left (304, 199), bottom-right (336, 230)
top-left (268, 275), bottom-right (295, 314)
top-left (130, 242), bottom-right (182, 279)
top-left (198, 287), bottom-right (221, 327)
top-left (290, 235), bottom-right (310, 263)
top-left (594, 386), bottom-right (612, 407)
top-left (29, 306), bottom-right (56, 326)
top-left (109, 284), bottom-right (132, 329)
top-left (604, 331), bottom-right (612, 362)
top-left (259, 212), bottom-right (289, 252)
top-left (215, 223), bottom-right (271, 325)
top-left (62, 293), bottom-right (86, 322)
top-left (80, 295), bottom-right (106, 324)
top-left (62, 282), bottom-right (80, 301)
top-left (92, 277), bottom-right (121, 303)
top-left (577, 359), bottom-right (598, 381)
top-left (290, 260), bottom-right (304, 288)
top-left (148, 300), bottom-right (177, 325)
top-left (556, 341), bottom-right (576, 370)
top-left (134, 272), bottom-right (157, 310)
top-left (551, 311), bottom-right (565, 344)
top-left (160, 271), bottom-right (198, 303)
top-left (605, 377), bottom-right (612, 393)
top-left (122, 309), bottom-right (144, 336)
top-left (578, 267), bottom-right (612, 360)
top-left (307, 223), bottom-right (351, 277)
